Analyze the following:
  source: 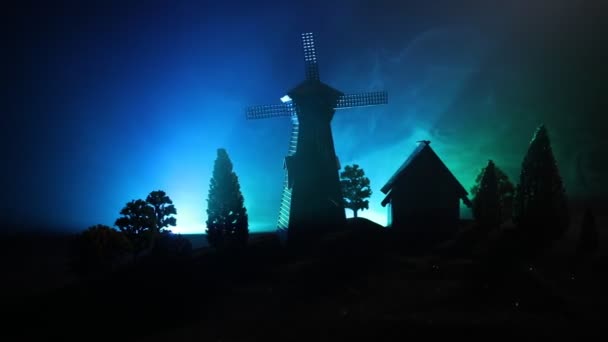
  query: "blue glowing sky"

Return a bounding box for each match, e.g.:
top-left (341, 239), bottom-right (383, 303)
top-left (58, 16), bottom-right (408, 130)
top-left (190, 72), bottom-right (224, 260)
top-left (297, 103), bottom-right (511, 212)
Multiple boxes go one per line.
top-left (2, 0), bottom-right (606, 233)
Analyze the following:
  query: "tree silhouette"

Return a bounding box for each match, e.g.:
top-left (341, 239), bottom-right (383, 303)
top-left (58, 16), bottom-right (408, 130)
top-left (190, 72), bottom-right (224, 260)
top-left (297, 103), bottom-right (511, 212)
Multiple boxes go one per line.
top-left (340, 164), bottom-right (372, 218)
top-left (471, 160), bottom-right (514, 229)
top-left (576, 207), bottom-right (598, 258)
top-left (513, 124), bottom-right (569, 254)
top-left (146, 190), bottom-right (177, 235)
top-left (115, 199), bottom-right (155, 260)
top-left (206, 148), bottom-right (248, 249)
top-left (155, 232), bottom-right (193, 259)
top-left (69, 224), bottom-right (130, 276)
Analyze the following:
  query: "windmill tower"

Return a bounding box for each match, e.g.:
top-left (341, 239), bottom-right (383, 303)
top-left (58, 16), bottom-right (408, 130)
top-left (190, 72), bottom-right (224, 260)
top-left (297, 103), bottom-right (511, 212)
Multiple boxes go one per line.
top-left (246, 32), bottom-right (388, 242)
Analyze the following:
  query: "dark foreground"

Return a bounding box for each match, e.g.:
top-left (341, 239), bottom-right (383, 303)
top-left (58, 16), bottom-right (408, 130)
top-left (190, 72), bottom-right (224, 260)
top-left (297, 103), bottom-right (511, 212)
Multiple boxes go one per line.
top-left (3, 219), bottom-right (608, 340)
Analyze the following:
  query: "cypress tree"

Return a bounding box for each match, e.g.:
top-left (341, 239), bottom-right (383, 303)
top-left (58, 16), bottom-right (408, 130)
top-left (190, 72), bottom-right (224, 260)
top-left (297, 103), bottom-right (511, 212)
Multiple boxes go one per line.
top-left (472, 160), bottom-right (501, 231)
top-left (513, 124), bottom-right (569, 253)
top-left (470, 162), bottom-right (515, 224)
top-left (205, 148), bottom-right (249, 249)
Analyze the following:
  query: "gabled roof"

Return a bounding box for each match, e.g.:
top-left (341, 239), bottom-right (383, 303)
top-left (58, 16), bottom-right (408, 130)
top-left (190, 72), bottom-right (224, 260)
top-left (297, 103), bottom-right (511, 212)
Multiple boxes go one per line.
top-left (381, 189), bottom-right (392, 207)
top-left (380, 141), bottom-right (471, 207)
top-left (380, 142), bottom-right (429, 194)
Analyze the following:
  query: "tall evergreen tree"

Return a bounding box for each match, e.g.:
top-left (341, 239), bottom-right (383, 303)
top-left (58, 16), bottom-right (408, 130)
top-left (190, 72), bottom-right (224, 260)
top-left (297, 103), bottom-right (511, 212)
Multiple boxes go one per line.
top-left (513, 124), bottom-right (569, 253)
top-left (471, 160), bottom-right (501, 231)
top-left (470, 161), bottom-right (515, 224)
top-left (205, 148), bottom-right (248, 249)
top-left (339, 164), bottom-right (372, 218)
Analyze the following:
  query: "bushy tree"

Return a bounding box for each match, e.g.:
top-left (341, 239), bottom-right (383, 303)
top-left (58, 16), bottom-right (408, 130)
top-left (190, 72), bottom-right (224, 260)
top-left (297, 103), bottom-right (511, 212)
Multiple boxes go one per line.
top-left (513, 124), bottom-right (569, 253)
top-left (471, 160), bottom-right (515, 229)
top-left (205, 148), bottom-right (248, 249)
top-left (115, 199), bottom-right (155, 260)
top-left (69, 224), bottom-right (130, 276)
top-left (576, 207), bottom-right (598, 258)
top-left (146, 190), bottom-right (177, 235)
top-left (340, 164), bottom-right (372, 218)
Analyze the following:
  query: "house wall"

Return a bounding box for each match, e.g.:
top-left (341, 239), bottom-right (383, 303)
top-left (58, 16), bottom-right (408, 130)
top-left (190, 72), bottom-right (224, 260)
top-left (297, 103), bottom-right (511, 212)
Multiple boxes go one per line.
top-left (389, 156), bottom-right (461, 236)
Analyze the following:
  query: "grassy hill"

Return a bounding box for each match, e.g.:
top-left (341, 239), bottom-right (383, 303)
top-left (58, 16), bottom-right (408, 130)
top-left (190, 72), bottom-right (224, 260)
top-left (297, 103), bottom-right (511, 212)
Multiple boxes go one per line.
top-left (2, 218), bottom-right (607, 340)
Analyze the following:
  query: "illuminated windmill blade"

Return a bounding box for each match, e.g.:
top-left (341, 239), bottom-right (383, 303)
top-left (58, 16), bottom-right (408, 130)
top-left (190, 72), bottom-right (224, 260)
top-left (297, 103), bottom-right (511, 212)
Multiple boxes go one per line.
top-left (245, 103), bottom-right (292, 120)
top-left (335, 91), bottom-right (388, 109)
top-left (302, 32), bottom-right (320, 81)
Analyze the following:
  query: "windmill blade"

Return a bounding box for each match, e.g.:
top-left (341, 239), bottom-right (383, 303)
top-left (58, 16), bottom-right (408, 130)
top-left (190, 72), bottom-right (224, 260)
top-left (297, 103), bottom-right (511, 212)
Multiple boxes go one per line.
top-left (302, 32), bottom-right (320, 81)
top-left (335, 91), bottom-right (388, 109)
top-left (246, 103), bottom-right (292, 120)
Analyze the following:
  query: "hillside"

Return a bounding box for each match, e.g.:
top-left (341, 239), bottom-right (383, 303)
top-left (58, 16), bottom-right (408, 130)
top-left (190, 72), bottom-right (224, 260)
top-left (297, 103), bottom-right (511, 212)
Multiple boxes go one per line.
top-left (3, 217), bottom-right (606, 340)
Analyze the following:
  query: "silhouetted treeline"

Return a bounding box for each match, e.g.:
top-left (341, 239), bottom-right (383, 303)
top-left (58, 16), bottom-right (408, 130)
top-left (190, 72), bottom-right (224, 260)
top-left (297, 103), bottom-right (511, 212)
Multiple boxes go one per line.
top-left (69, 190), bottom-right (189, 276)
top-left (463, 124), bottom-right (571, 265)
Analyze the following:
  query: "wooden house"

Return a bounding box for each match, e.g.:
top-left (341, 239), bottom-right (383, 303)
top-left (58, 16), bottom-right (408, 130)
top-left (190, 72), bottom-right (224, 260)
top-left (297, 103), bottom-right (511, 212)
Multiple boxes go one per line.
top-left (380, 141), bottom-right (472, 240)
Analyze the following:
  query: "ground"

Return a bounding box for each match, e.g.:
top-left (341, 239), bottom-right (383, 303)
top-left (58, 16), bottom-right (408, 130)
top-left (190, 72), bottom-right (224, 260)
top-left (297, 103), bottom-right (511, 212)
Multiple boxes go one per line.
top-left (2, 218), bottom-right (607, 340)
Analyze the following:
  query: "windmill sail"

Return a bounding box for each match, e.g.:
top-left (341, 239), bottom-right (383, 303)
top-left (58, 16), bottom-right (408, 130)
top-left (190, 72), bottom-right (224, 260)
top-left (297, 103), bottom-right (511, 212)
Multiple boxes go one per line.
top-left (302, 32), bottom-right (319, 81)
top-left (335, 91), bottom-right (388, 109)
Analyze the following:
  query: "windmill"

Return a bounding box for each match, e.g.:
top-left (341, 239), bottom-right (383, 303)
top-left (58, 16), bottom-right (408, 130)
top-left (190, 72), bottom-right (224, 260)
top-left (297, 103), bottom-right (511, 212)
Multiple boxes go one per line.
top-left (246, 32), bottom-right (388, 241)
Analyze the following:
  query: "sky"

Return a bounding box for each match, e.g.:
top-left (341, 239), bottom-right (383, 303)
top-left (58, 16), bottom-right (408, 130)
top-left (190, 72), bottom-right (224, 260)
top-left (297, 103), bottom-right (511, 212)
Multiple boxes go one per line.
top-left (2, 0), bottom-right (606, 233)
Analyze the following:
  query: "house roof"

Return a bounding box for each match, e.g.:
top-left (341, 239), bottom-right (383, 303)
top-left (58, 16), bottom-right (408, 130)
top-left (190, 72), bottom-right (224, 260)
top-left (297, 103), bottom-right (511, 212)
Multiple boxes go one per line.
top-left (381, 190), bottom-right (392, 207)
top-left (380, 141), bottom-right (472, 207)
